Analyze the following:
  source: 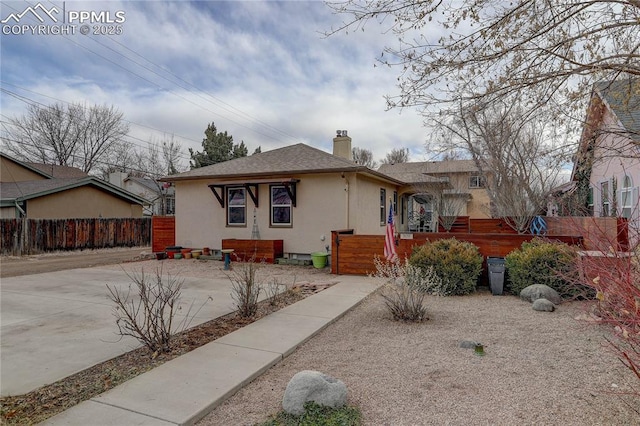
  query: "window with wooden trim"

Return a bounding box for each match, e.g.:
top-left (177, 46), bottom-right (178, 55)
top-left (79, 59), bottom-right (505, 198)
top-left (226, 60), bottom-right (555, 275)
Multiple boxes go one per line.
top-left (270, 185), bottom-right (292, 226)
top-left (227, 187), bottom-right (246, 226)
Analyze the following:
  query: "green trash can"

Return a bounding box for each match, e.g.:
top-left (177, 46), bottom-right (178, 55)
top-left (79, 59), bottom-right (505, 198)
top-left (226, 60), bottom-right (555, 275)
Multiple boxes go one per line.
top-left (487, 257), bottom-right (506, 295)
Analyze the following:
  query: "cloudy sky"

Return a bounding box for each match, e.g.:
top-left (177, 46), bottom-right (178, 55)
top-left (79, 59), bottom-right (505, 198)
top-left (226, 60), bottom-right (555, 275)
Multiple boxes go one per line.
top-left (1, 0), bottom-right (434, 171)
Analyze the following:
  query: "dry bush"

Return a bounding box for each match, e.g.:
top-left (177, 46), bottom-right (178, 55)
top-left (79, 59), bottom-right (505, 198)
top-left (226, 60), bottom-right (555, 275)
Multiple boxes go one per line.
top-left (227, 259), bottom-right (264, 318)
top-left (107, 267), bottom-right (209, 354)
top-left (372, 257), bottom-right (429, 322)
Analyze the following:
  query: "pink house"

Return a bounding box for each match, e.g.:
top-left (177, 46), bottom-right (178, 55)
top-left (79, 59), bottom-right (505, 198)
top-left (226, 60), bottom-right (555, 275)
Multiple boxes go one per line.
top-left (572, 78), bottom-right (639, 245)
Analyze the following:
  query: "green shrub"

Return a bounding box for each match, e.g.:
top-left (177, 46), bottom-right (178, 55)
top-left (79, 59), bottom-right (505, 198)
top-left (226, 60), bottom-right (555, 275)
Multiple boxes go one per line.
top-left (259, 401), bottom-right (362, 426)
top-left (505, 238), bottom-right (579, 298)
top-left (409, 238), bottom-right (483, 295)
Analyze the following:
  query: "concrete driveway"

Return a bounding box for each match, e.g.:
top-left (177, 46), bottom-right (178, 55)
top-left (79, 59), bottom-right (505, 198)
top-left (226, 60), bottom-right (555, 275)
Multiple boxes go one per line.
top-left (0, 266), bottom-right (243, 396)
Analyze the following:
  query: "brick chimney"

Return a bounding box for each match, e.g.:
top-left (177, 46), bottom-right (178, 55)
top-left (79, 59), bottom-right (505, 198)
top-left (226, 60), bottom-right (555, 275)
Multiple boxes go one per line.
top-left (333, 130), bottom-right (352, 161)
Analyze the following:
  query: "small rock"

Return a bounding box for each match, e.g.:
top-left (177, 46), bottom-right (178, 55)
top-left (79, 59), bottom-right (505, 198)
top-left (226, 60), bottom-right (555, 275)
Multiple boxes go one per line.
top-left (520, 284), bottom-right (563, 305)
top-left (282, 370), bottom-right (347, 415)
top-left (532, 298), bottom-right (555, 312)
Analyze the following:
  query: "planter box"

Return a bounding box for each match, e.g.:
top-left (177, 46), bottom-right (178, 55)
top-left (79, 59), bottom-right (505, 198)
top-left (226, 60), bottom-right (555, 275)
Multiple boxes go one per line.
top-left (221, 239), bottom-right (284, 264)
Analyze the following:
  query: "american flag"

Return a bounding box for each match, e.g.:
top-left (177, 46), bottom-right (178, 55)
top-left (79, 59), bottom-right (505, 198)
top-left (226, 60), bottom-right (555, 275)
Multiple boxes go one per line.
top-left (384, 201), bottom-right (398, 261)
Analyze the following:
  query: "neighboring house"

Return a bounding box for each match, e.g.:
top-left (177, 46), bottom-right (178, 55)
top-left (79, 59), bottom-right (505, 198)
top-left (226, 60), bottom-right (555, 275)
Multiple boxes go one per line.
top-left (109, 172), bottom-right (175, 216)
top-left (0, 153), bottom-right (146, 219)
top-left (162, 132), bottom-right (493, 257)
top-left (379, 160), bottom-right (492, 231)
top-left (570, 78), bottom-right (639, 235)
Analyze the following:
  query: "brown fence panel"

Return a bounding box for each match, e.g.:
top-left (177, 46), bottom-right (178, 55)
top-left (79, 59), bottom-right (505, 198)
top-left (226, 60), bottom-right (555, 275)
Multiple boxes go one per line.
top-left (152, 216), bottom-right (175, 253)
top-left (221, 239), bottom-right (284, 263)
top-left (0, 219), bottom-right (22, 255)
top-left (469, 218), bottom-right (517, 234)
top-left (0, 218), bottom-right (151, 255)
top-left (331, 230), bottom-right (583, 278)
top-left (545, 216), bottom-right (625, 251)
top-left (437, 216), bottom-right (470, 233)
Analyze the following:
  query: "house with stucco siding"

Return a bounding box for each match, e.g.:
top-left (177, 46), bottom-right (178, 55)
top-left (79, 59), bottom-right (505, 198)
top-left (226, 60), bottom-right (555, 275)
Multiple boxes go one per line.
top-left (163, 132), bottom-right (498, 257)
top-left (162, 134), bottom-right (405, 257)
top-left (379, 160), bottom-right (492, 232)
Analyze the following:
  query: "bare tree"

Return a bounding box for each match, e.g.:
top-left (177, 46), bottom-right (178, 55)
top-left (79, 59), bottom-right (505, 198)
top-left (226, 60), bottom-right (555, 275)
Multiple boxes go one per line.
top-left (99, 140), bottom-right (143, 179)
top-left (140, 135), bottom-right (186, 215)
top-left (381, 147), bottom-right (410, 164)
top-left (352, 146), bottom-right (378, 168)
top-left (3, 102), bottom-right (130, 174)
top-left (434, 190), bottom-right (469, 232)
top-left (436, 100), bottom-right (568, 233)
top-left (327, 1), bottom-right (639, 123)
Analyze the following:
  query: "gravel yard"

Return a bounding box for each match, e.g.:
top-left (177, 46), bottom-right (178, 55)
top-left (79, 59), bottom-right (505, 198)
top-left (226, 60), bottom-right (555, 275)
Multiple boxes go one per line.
top-left (199, 289), bottom-right (639, 425)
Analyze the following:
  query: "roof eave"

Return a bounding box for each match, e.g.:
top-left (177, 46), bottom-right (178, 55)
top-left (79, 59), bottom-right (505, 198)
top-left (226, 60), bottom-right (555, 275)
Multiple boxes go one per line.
top-left (13, 178), bottom-right (147, 205)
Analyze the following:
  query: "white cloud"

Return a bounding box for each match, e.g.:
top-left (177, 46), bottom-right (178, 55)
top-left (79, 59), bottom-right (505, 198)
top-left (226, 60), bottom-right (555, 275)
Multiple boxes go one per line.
top-left (1, 0), bottom-right (432, 168)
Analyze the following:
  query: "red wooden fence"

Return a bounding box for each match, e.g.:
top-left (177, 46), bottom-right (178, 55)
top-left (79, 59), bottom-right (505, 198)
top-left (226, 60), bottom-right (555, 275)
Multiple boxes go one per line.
top-left (331, 230), bottom-right (583, 280)
top-left (151, 216), bottom-right (176, 253)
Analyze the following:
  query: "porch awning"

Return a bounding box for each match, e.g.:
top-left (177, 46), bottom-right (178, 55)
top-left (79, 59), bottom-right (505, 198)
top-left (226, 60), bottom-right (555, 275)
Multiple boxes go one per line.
top-left (208, 178), bottom-right (299, 208)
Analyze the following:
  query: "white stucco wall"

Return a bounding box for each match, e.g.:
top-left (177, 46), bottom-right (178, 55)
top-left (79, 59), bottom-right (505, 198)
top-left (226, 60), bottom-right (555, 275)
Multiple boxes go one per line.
top-left (173, 172), bottom-right (396, 255)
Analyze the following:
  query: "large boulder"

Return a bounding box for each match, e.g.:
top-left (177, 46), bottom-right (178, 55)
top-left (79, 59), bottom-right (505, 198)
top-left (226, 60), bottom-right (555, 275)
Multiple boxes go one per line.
top-left (282, 370), bottom-right (347, 415)
top-left (532, 298), bottom-right (555, 312)
top-left (520, 284), bottom-right (562, 305)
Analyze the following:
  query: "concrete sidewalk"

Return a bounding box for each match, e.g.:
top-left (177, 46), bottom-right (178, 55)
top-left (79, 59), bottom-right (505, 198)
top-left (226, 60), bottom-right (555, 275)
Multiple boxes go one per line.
top-left (42, 276), bottom-right (378, 426)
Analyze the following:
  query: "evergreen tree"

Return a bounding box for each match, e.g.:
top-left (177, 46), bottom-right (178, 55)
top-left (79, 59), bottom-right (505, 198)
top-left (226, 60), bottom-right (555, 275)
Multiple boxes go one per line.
top-left (189, 122), bottom-right (256, 168)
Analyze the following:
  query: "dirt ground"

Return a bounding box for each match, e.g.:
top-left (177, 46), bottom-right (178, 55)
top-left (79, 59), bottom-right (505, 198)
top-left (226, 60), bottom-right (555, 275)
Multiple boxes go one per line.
top-left (0, 246), bottom-right (152, 278)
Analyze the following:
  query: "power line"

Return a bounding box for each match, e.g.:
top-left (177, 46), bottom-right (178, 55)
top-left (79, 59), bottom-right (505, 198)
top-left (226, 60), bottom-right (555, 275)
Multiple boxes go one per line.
top-left (11, 0), bottom-right (302, 145)
top-left (0, 80), bottom-right (202, 146)
top-left (0, 88), bottom-right (194, 164)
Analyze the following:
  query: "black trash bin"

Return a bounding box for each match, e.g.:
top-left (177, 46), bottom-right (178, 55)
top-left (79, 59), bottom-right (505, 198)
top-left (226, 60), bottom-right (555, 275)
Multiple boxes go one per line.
top-left (487, 257), bottom-right (506, 295)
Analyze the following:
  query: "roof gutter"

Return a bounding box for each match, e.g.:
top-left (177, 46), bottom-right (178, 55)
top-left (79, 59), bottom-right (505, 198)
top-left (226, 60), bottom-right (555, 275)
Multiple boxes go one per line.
top-left (14, 200), bottom-right (25, 217)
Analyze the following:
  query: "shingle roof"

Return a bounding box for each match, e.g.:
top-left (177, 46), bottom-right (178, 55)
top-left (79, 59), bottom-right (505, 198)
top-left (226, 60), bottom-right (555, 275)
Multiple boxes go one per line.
top-left (0, 177), bottom-right (147, 205)
top-left (125, 176), bottom-right (162, 193)
top-left (25, 163), bottom-right (88, 178)
top-left (164, 143), bottom-right (401, 183)
top-left (596, 78), bottom-right (640, 141)
top-left (378, 160), bottom-right (480, 179)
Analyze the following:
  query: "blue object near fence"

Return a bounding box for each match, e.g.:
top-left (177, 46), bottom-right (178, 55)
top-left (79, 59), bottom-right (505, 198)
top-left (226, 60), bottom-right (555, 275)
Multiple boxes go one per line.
top-left (530, 216), bottom-right (547, 235)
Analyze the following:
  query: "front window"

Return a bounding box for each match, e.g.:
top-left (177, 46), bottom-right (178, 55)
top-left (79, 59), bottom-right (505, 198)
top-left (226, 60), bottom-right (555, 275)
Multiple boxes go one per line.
top-left (393, 191), bottom-right (398, 215)
top-left (601, 181), bottom-right (610, 217)
top-left (380, 188), bottom-right (386, 225)
top-left (469, 174), bottom-right (484, 188)
top-left (271, 185), bottom-right (292, 226)
top-left (227, 187), bottom-right (246, 226)
top-left (622, 175), bottom-right (633, 219)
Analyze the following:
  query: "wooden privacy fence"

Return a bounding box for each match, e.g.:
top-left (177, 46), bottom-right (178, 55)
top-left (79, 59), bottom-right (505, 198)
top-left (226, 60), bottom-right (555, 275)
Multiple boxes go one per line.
top-left (438, 216), bottom-right (627, 250)
top-left (151, 216), bottom-right (175, 253)
top-left (331, 230), bottom-right (583, 279)
top-left (0, 218), bottom-right (151, 255)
